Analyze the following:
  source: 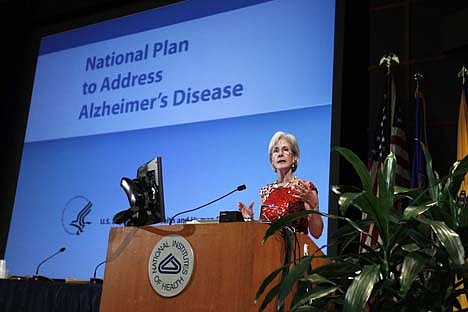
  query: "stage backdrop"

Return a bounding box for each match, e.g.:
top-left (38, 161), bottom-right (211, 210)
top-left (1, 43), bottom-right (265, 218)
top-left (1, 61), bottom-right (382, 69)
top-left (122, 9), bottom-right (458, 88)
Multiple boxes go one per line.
top-left (6, 0), bottom-right (335, 280)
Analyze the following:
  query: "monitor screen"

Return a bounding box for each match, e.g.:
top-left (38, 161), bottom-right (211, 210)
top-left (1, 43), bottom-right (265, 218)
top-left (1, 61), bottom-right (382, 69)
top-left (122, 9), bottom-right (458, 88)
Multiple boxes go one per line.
top-left (137, 156), bottom-right (165, 225)
top-left (6, 0), bottom-right (336, 279)
top-left (115, 156), bottom-right (165, 226)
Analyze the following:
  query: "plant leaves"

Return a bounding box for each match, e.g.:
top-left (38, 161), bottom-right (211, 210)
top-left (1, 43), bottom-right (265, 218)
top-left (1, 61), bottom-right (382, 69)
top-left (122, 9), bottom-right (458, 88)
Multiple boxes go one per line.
top-left (400, 251), bottom-right (431, 296)
top-left (258, 283), bottom-right (281, 312)
top-left (343, 264), bottom-right (380, 312)
top-left (257, 145), bottom-right (468, 312)
top-left (310, 257), bottom-right (361, 279)
top-left (374, 153), bottom-right (396, 247)
top-left (290, 286), bottom-right (341, 311)
top-left (402, 202), bottom-right (435, 220)
top-left (333, 146), bottom-right (372, 192)
top-left (348, 190), bottom-right (389, 248)
top-left (255, 264), bottom-right (286, 303)
top-left (338, 191), bottom-right (367, 215)
top-left (380, 152), bottom-right (396, 211)
top-left (305, 273), bottom-right (338, 286)
top-left (262, 209), bottom-right (366, 245)
top-left (417, 218), bottom-right (465, 265)
top-left (421, 142), bottom-right (439, 201)
top-left (261, 210), bottom-right (321, 244)
top-left (448, 154), bottom-right (468, 196)
top-left (277, 256), bottom-right (313, 308)
top-left (400, 243), bottom-right (421, 253)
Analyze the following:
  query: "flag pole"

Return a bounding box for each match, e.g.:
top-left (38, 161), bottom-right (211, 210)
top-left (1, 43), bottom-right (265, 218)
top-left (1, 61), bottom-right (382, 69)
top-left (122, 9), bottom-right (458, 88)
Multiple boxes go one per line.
top-left (413, 72), bottom-right (428, 146)
top-left (379, 53), bottom-right (400, 124)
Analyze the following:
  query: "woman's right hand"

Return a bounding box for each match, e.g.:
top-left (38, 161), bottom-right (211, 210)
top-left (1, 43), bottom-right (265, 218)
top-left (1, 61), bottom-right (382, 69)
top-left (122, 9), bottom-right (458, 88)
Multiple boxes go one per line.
top-left (237, 201), bottom-right (254, 219)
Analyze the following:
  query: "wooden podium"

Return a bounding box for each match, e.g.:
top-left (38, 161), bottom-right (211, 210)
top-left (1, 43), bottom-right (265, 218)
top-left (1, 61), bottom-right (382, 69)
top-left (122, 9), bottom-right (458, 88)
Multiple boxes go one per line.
top-left (99, 222), bottom-right (326, 312)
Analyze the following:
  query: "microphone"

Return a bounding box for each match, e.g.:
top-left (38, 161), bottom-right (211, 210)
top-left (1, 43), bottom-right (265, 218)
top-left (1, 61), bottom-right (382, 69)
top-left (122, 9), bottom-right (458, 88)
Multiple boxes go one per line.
top-left (237, 184), bottom-right (246, 191)
top-left (33, 247), bottom-right (66, 281)
top-left (90, 260), bottom-right (106, 284)
top-left (168, 184), bottom-right (246, 225)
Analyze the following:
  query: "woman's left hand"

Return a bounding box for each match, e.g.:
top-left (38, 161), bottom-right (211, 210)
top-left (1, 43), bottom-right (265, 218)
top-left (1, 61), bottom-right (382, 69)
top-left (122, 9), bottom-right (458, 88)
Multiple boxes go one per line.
top-left (292, 180), bottom-right (318, 208)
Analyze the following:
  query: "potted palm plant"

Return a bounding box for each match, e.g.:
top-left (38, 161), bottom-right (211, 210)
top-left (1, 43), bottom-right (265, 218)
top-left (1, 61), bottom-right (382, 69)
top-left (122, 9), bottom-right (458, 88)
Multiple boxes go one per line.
top-left (256, 146), bottom-right (468, 311)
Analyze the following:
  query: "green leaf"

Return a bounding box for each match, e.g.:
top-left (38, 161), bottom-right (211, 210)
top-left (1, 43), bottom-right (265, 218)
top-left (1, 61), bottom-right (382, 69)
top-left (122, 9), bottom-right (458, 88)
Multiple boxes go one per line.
top-left (309, 258), bottom-right (361, 281)
top-left (306, 273), bottom-right (337, 286)
top-left (400, 243), bottom-right (421, 253)
top-left (262, 209), bottom-right (366, 246)
top-left (417, 218), bottom-right (465, 265)
top-left (349, 190), bottom-right (389, 248)
top-left (258, 283), bottom-right (281, 312)
top-left (290, 286), bottom-right (341, 311)
top-left (325, 213), bottom-right (371, 240)
top-left (277, 256), bottom-right (313, 308)
top-left (395, 185), bottom-right (432, 205)
top-left (421, 143), bottom-right (439, 201)
top-left (387, 224), bottom-right (408, 253)
top-left (388, 207), bottom-right (402, 224)
top-left (448, 154), bottom-right (468, 196)
top-left (331, 185), bottom-right (362, 196)
top-left (343, 264), bottom-right (380, 312)
top-left (343, 192), bottom-right (378, 224)
top-left (255, 265), bottom-right (285, 303)
top-left (380, 152), bottom-right (396, 211)
top-left (400, 252), bottom-right (431, 296)
top-left (334, 146), bottom-right (372, 192)
top-left (374, 154), bottom-right (396, 246)
top-left (338, 191), bottom-right (366, 215)
top-left (261, 210), bottom-right (321, 244)
top-left (402, 203), bottom-right (435, 220)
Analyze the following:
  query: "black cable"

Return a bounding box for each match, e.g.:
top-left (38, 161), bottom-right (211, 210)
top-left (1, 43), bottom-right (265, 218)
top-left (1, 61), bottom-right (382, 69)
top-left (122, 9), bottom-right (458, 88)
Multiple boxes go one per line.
top-left (293, 231), bottom-right (300, 263)
top-left (277, 226), bottom-right (294, 312)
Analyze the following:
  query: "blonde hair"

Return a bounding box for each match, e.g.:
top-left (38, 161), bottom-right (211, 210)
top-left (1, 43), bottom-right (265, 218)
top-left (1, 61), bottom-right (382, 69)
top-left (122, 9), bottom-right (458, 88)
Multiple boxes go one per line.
top-left (268, 131), bottom-right (300, 172)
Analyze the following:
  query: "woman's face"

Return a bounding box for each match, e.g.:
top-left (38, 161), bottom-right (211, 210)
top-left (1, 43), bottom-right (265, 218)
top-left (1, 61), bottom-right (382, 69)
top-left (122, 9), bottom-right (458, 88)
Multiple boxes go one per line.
top-left (271, 138), bottom-right (297, 172)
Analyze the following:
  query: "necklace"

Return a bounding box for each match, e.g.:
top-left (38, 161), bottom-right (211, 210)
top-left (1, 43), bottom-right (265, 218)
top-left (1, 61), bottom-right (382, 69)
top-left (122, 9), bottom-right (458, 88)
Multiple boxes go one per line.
top-left (274, 176), bottom-right (297, 188)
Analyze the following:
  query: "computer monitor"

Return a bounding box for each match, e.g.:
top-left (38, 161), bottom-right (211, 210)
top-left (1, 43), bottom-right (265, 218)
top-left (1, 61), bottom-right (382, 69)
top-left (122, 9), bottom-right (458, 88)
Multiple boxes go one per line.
top-left (113, 157), bottom-right (165, 226)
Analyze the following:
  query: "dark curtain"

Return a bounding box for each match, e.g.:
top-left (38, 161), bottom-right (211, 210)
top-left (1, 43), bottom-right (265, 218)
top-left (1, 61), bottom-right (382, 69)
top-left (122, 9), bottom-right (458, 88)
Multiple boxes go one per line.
top-left (0, 279), bottom-right (101, 312)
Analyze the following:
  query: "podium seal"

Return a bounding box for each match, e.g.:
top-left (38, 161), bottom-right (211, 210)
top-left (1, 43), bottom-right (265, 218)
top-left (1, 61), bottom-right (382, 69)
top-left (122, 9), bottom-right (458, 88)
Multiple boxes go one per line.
top-left (148, 235), bottom-right (194, 297)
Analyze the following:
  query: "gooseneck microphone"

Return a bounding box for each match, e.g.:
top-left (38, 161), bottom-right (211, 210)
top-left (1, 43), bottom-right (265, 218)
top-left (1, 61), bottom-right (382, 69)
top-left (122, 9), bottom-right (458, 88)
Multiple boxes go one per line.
top-left (168, 184), bottom-right (246, 225)
top-left (33, 247), bottom-right (66, 280)
top-left (90, 260), bottom-right (106, 284)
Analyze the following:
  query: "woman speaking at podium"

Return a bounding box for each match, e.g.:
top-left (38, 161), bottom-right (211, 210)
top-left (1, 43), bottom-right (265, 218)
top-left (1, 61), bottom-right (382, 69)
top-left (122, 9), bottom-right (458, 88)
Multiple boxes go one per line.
top-left (238, 131), bottom-right (323, 239)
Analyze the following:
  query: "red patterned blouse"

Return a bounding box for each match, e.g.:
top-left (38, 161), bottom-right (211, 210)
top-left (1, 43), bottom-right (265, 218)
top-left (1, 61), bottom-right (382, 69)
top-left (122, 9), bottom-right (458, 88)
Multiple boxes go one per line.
top-left (259, 180), bottom-right (317, 234)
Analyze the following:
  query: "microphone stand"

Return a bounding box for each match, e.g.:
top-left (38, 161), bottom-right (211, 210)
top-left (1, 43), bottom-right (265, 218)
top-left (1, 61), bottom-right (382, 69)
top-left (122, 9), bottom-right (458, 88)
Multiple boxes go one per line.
top-left (90, 260), bottom-right (106, 284)
top-left (168, 185), bottom-right (246, 225)
top-left (33, 247), bottom-right (66, 281)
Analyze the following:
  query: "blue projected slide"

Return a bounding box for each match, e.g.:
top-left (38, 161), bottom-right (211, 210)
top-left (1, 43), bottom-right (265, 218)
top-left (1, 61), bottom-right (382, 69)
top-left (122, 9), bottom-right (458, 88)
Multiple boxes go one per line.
top-left (6, 0), bottom-right (335, 279)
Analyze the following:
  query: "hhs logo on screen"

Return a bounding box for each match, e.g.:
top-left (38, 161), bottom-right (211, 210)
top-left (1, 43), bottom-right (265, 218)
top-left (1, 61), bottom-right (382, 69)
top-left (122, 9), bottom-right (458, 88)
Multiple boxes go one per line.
top-left (61, 195), bottom-right (92, 235)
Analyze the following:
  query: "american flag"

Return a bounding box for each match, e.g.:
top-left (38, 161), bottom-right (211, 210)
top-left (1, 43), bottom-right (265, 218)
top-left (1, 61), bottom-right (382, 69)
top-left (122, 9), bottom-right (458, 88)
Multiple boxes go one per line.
top-left (360, 72), bottom-right (410, 252)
